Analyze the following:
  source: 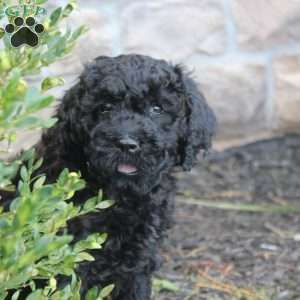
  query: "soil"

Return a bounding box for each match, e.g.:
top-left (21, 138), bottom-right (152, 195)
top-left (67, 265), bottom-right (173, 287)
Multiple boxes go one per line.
top-left (154, 133), bottom-right (300, 300)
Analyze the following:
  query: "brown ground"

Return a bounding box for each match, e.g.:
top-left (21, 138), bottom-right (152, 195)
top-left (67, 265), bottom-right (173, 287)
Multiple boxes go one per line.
top-left (155, 133), bottom-right (300, 300)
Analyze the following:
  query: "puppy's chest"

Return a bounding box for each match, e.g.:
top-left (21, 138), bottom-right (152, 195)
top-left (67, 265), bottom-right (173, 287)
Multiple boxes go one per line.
top-left (68, 198), bottom-right (162, 245)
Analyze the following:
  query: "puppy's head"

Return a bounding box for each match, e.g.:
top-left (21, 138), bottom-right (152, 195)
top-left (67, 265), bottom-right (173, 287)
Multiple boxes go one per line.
top-left (57, 55), bottom-right (216, 194)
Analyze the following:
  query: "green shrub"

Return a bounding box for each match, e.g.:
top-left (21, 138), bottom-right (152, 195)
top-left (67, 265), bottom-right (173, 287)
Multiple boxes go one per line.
top-left (0, 1), bottom-right (114, 299)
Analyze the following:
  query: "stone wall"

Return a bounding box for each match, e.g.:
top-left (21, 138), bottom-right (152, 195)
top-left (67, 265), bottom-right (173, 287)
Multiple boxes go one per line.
top-left (47, 0), bottom-right (300, 142)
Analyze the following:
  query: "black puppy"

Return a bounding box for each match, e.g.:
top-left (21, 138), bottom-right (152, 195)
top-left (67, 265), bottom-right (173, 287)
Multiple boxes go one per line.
top-left (3, 55), bottom-right (216, 299)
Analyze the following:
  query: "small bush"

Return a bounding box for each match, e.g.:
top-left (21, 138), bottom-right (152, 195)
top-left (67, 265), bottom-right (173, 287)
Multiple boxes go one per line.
top-left (0, 1), bottom-right (114, 299)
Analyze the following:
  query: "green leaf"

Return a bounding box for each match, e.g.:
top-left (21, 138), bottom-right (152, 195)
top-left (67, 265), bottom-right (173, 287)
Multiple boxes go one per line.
top-left (0, 292), bottom-right (8, 300)
top-left (98, 189), bottom-right (103, 201)
top-left (0, 51), bottom-right (11, 71)
top-left (153, 278), bottom-right (180, 293)
top-left (20, 165), bottom-right (28, 181)
top-left (10, 196), bottom-right (21, 212)
top-left (73, 233), bottom-right (107, 253)
top-left (49, 277), bottom-right (57, 290)
top-left (96, 233), bottom-right (108, 245)
top-left (35, 0), bottom-right (48, 4)
top-left (26, 289), bottom-right (44, 300)
top-left (4, 69), bottom-right (22, 101)
top-left (21, 149), bottom-right (35, 162)
top-left (82, 196), bottom-right (97, 211)
top-left (75, 252), bottom-right (95, 262)
top-left (29, 281), bottom-right (36, 293)
top-left (0, 217), bottom-right (10, 229)
top-left (50, 7), bottom-right (62, 27)
top-left (62, 2), bottom-right (77, 17)
top-left (41, 117), bottom-right (58, 128)
top-left (86, 287), bottom-right (99, 300)
top-left (24, 88), bottom-right (54, 112)
top-left (96, 200), bottom-right (115, 210)
top-left (99, 284), bottom-right (115, 299)
top-left (33, 176), bottom-right (46, 189)
top-left (14, 116), bottom-right (40, 129)
top-left (41, 77), bottom-right (65, 92)
top-left (14, 200), bottom-right (33, 226)
top-left (0, 27), bottom-right (5, 39)
top-left (11, 290), bottom-right (20, 300)
top-left (70, 25), bottom-right (89, 42)
top-left (33, 158), bottom-right (43, 171)
top-left (14, 116), bottom-right (57, 130)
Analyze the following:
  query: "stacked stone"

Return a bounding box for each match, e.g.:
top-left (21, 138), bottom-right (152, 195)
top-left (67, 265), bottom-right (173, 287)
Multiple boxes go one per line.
top-left (47, 0), bottom-right (300, 140)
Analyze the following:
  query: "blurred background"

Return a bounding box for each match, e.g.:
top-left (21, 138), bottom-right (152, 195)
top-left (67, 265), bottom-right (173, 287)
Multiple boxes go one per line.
top-left (42, 0), bottom-right (300, 149)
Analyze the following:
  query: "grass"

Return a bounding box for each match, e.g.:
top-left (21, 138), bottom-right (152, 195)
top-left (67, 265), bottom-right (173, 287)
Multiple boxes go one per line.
top-left (177, 193), bottom-right (300, 215)
top-left (155, 191), bottom-right (300, 300)
top-left (178, 272), bottom-right (279, 300)
top-left (196, 272), bottom-right (264, 300)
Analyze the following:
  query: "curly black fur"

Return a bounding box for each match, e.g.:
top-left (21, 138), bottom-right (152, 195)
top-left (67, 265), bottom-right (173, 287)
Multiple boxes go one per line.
top-left (1, 54), bottom-right (216, 300)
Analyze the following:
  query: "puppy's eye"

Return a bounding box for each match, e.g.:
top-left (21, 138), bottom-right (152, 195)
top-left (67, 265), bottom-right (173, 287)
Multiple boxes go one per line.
top-left (150, 105), bottom-right (163, 115)
top-left (100, 103), bottom-right (113, 113)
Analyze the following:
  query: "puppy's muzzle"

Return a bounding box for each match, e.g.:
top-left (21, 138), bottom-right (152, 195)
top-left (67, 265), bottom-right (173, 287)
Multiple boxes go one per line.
top-left (118, 136), bottom-right (140, 154)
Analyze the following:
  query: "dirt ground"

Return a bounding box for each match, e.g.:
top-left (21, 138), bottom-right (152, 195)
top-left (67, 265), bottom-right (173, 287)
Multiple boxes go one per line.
top-left (154, 133), bottom-right (300, 300)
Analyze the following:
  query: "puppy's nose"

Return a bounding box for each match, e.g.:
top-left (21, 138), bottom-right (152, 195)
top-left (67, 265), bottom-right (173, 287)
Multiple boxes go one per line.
top-left (118, 137), bottom-right (140, 153)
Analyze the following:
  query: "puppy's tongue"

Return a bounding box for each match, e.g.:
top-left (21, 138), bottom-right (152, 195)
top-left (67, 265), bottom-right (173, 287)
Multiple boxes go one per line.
top-left (117, 164), bottom-right (138, 175)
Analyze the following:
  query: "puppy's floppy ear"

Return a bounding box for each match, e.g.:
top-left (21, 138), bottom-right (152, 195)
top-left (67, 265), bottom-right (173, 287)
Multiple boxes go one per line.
top-left (177, 69), bottom-right (217, 171)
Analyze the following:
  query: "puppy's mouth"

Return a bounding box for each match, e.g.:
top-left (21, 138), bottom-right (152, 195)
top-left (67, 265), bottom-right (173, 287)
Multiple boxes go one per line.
top-left (117, 163), bottom-right (138, 176)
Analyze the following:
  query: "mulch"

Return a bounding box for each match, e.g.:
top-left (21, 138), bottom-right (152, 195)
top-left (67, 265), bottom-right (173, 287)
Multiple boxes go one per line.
top-left (155, 133), bottom-right (300, 300)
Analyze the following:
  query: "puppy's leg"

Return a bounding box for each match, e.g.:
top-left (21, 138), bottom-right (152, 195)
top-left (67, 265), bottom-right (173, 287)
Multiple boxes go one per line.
top-left (114, 273), bottom-right (151, 300)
